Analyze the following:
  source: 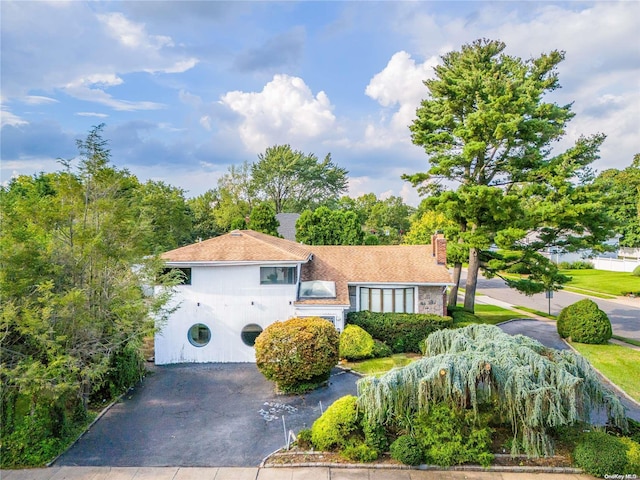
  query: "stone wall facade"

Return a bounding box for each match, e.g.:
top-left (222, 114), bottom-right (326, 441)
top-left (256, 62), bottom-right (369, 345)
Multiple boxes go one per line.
top-left (417, 286), bottom-right (447, 316)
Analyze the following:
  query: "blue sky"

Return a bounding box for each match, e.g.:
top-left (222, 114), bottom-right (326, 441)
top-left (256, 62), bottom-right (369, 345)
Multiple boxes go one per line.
top-left (2, 1), bottom-right (639, 204)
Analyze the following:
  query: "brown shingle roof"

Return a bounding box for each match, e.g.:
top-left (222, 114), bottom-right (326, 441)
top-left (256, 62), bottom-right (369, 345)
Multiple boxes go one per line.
top-left (296, 245), bottom-right (453, 305)
top-left (161, 230), bottom-right (312, 263)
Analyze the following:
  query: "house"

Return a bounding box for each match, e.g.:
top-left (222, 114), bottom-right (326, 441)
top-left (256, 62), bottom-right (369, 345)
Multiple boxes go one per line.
top-left (155, 230), bottom-right (452, 364)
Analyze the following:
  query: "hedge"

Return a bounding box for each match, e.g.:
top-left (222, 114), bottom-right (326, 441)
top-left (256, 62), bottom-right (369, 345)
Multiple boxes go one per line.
top-left (346, 311), bottom-right (452, 353)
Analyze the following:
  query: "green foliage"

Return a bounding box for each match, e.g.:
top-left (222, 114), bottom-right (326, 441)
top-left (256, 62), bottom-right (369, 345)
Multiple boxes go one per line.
top-left (347, 311), bottom-right (452, 353)
top-left (295, 428), bottom-right (313, 450)
top-left (412, 404), bottom-right (493, 467)
top-left (358, 324), bottom-right (626, 457)
top-left (633, 265), bottom-right (640, 277)
top-left (252, 144), bottom-right (348, 213)
top-left (621, 437), bottom-right (640, 476)
top-left (557, 299), bottom-right (612, 344)
top-left (341, 443), bottom-right (378, 462)
top-left (0, 125), bottom-right (175, 467)
top-left (247, 202), bottom-right (280, 236)
top-left (296, 206), bottom-right (364, 245)
top-left (406, 38), bottom-right (614, 312)
top-left (593, 155), bottom-right (640, 248)
top-left (363, 234), bottom-right (379, 245)
top-left (311, 395), bottom-right (359, 451)
top-left (573, 431), bottom-right (628, 478)
top-left (255, 317), bottom-right (339, 393)
top-left (390, 435), bottom-right (423, 466)
top-left (403, 210), bottom-right (455, 245)
top-left (372, 339), bottom-right (392, 358)
top-left (363, 421), bottom-right (389, 453)
top-left (339, 325), bottom-right (375, 360)
top-left (558, 260), bottom-right (594, 270)
top-left (187, 189), bottom-right (221, 241)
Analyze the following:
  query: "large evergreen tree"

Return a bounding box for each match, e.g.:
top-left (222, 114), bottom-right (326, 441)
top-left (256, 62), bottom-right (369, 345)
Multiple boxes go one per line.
top-left (406, 39), bottom-right (613, 311)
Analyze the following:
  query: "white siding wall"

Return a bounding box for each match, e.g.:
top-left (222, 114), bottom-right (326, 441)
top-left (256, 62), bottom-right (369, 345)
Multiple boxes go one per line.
top-left (155, 264), bottom-right (298, 364)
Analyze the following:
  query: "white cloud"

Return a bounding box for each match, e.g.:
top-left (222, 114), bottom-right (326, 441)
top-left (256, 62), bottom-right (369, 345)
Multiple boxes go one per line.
top-left (395, 1), bottom-right (640, 170)
top-left (1, 107), bottom-right (28, 127)
top-left (22, 96), bottom-right (58, 105)
top-left (76, 112), bottom-right (109, 118)
top-left (200, 115), bottom-right (212, 131)
top-left (220, 74), bottom-right (337, 152)
top-left (2, 3), bottom-right (198, 109)
top-left (363, 51), bottom-right (437, 149)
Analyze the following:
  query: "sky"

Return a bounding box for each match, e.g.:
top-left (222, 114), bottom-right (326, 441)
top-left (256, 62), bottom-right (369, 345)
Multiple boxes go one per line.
top-left (1, 1), bottom-right (639, 205)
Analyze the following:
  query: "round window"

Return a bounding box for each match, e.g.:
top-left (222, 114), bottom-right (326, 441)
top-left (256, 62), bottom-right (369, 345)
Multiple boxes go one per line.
top-left (188, 323), bottom-right (211, 347)
top-left (241, 324), bottom-right (263, 347)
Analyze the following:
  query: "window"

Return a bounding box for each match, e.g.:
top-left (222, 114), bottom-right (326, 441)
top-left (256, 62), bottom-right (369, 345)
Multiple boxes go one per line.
top-left (299, 280), bottom-right (336, 298)
top-left (260, 267), bottom-right (297, 285)
top-left (162, 267), bottom-right (192, 285)
top-left (241, 324), bottom-right (263, 347)
top-left (360, 287), bottom-right (414, 313)
top-left (188, 323), bottom-right (210, 347)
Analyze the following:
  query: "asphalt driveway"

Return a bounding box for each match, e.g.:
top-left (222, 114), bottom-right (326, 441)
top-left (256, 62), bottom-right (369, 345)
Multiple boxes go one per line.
top-left (55, 364), bottom-right (359, 467)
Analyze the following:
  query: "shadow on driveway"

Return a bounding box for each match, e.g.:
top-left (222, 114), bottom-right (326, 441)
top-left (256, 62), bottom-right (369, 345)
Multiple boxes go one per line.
top-left (55, 364), bottom-right (358, 467)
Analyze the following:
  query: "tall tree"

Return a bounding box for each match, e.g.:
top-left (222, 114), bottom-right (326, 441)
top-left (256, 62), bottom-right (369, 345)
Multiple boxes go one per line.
top-left (136, 180), bottom-right (193, 254)
top-left (247, 202), bottom-right (280, 237)
top-left (593, 154), bottom-right (640, 248)
top-left (187, 189), bottom-right (221, 241)
top-left (296, 206), bottom-right (364, 245)
top-left (0, 125), bottom-right (174, 466)
top-left (406, 39), bottom-right (612, 311)
top-left (252, 144), bottom-right (348, 213)
top-left (211, 162), bottom-right (254, 232)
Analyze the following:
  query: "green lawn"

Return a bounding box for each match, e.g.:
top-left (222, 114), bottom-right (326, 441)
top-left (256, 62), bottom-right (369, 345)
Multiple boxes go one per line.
top-left (514, 306), bottom-right (557, 320)
top-left (570, 341), bottom-right (640, 403)
top-left (474, 304), bottom-right (531, 324)
top-left (560, 269), bottom-right (640, 297)
top-left (343, 353), bottom-right (421, 376)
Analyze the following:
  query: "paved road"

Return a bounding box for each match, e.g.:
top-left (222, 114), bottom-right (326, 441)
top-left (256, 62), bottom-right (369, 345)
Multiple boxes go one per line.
top-left (462, 271), bottom-right (640, 341)
top-left (55, 364), bottom-right (358, 467)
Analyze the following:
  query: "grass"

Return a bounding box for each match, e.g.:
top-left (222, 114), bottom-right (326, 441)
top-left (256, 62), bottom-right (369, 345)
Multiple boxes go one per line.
top-left (612, 335), bottom-right (640, 348)
top-left (570, 341), bottom-right (640, 403)
top-left (473, 304), bottom-right (531, 324)
top-left (513, 306), bottom-right (557, 320)
top-left (560, 269), bottom-right (640, 297)
top-left (343, 353), bottom-right (421, 376)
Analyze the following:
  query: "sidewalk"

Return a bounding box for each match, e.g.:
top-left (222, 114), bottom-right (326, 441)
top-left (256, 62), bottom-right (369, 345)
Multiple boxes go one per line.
top-left (0, 466), bottom-right (595, 479)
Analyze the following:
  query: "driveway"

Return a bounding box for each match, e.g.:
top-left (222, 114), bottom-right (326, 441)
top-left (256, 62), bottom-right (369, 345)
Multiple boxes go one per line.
top-left (55, 364), bottom-right (359, 467)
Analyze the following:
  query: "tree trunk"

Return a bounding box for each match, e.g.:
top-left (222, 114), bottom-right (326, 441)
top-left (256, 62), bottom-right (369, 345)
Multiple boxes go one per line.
top-left (464, 247), bottom-right (480, 312)
top-left (448, 262), bottom-right (462, 307)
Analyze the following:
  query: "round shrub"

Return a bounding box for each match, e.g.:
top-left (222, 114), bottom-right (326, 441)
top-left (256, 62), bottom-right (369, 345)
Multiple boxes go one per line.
top-left (339, 325), bottom-right (375, 360)
top-left (573, 431), bottom-right (628, 477)
top-left (255, 317), bottom-right (339, 393)
top-left (311, 395), bottom-right (359, 451)
top-left (557, 299), bottom-right (612, 344)
top-left (621, 437), bottom-right (640, 476)
top-left (390, 435), bottom-right (423, 466)
top-left (633, 265), bottom-right (640, 277)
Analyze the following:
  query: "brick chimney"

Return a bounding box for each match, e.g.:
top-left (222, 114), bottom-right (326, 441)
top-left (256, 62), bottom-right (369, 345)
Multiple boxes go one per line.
top-left (431, 233), bottom-right (447, 265)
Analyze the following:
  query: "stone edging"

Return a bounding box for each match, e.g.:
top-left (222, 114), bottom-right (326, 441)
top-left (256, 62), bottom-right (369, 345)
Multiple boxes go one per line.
top-left (263, 451), bottom-right (583, 474)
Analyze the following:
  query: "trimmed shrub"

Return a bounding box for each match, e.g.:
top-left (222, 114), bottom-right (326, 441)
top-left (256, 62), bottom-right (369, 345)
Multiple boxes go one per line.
top-left (621, 437), bottom-right (640, 476)
top-left (339, 325), bottom-right (375, 360)
top-left (347, 311), bottom-right (452, 353)
top-left (557, 299), bottom-right (612, 344)
top-left (255, 317), bottom-right (339, 393)
top-left (372, 339), bottom-right (392, 358)
top-left (363, 421), bottom-right (389, 453)
top-left (633, 265), bottom-right (640, 277)
top-left (573, 431), bottom-right (628, 478)
top-left (390, 435), bottom-right (423, 466)
top-left (311, 395), bottom-right (359, 451)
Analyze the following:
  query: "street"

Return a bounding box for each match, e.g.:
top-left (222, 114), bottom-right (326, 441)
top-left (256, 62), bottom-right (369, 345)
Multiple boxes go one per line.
top-left (461, 271), bottom-right (640, 341)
